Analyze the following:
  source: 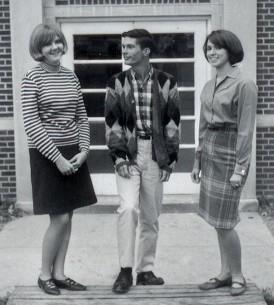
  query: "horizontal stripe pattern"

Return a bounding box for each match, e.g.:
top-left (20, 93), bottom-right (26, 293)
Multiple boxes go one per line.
top-left (21, 65), bottom-right (90, 162)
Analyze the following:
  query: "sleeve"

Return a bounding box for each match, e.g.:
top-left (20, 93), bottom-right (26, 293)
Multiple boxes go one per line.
top-left (234, 79), bottom-right (258, 176)
top-left (75, 76), bottom-right (90, 155)
top-left (193, 96), bottom-right (208, 170)
top-left (104, 76), bottom-right (128, 163)
top-left (21, 76), bottom-right (61, 162)
top-left (164, 76), bottom-right (181, 165)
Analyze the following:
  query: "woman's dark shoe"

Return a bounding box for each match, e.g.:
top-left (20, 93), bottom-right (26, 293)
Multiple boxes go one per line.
top-left (136, 271), bottom-right (164, 285)
top-left (198, 277), bottom-right (232, 290)
top-left (53, 278), bottom-right (87, 291)
top-left (231, 279), bottom-right (246, 296)
top-left (38, 278), bottom-right (60, 295)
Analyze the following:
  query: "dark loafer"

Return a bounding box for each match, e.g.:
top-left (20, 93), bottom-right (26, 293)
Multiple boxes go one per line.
top-left (38, 278), bottom-right (60, 295)
top-left (53, 278), bottom-right (87, 291)
top-left (136, 271), bottom-right (164, 285)
top-left (231, 279), bottom-right (246, 296)
top-left (199, 277), bottom-right (232, 290)
top-left (112, 271), bottom-right (133, 293)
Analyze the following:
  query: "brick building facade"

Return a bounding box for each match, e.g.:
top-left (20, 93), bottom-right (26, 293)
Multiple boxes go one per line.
top-left (0, 0), bottom-right (15, 200)
top-left (256, 0), bottom-right (274, 198)
top-left (0, 0), bottom-right (273, 203)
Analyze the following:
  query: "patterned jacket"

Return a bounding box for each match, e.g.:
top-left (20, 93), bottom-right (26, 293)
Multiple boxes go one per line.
top-left (105, 68), bottom-right (180, 171)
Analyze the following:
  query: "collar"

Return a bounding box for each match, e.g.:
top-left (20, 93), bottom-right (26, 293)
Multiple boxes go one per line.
top-left (219, 65), bottom-right (240, 80)
top-left (215, 66), bottom-right (241, 88)
top-left (226, 65), bottom-right (241, 79)
top-left (39, 61), bottom-right (61, 73)
top-left (130, 65), bottom-right (154, 81)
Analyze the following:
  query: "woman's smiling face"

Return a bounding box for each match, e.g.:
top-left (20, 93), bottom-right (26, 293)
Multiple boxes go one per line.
top-left (206, 40), bottom-right (230, 69)
top-left (41, 35), bottom-right (64, 65)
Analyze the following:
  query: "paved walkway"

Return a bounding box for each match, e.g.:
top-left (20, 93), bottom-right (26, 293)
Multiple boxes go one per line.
top-left (0, 210), bottom-right (274, 298)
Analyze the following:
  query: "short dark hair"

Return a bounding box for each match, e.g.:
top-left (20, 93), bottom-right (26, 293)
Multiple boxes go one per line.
top-left (121, 29), bottom-right (157, 55)
top-left (203, 30), bottom-right (244, 65)
top-left (29, 24), bottom-right (68, 62)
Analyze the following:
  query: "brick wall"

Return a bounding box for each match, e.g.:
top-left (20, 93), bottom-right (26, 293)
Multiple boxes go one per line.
top-left (0, 130), bottom-right (16, 200)
top-left (0, 0), bottom-right (13, 117)
top-left (256, 0), bottom-right (274, 198)
top-left (0, 0), bottom-right (16, 200)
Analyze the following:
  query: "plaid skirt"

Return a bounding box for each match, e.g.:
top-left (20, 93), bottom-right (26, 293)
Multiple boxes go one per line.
top-left (198, 129), bottom-right (248, 229)
top-left (29, 145), bottom-right (97, 215)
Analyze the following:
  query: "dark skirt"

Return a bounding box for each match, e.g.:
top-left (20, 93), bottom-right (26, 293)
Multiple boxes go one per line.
top-left (29, 145), bottom-right (97, 215)
top-left (198, 129), bottom-right (248, 229)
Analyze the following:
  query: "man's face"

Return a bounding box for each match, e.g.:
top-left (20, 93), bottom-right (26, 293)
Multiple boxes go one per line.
top-left (122, 36), bottom-right (146, 67)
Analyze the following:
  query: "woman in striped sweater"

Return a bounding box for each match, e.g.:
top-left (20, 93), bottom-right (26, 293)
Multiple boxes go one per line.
top-left (21, 24), bottom-right (97, 295)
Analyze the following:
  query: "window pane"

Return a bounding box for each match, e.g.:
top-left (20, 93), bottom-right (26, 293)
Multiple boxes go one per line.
top-left (89, 122), bottom-right (106, 145)
top-left (153, 33), bottom-right (194, 58)
top-left (74, 35), bottom-right (122, 60)
top-left (179, 91), bottom-right (194, 115)
top-left (83, 93), bottom-right (105, 117)
top-left (173, 148), bottom-right (195, 172)
top-left (180, 120), bottom-right (195, 144)
top-left (75, 64), bottom-right (122, 89)
top-left (87, 150), bottom-right (114, 173)
top-left (153, 63), bottom-right (194, 87)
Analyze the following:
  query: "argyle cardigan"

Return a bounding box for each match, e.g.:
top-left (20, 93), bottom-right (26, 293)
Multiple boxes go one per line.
top-left (105, 68), bottom-right (180, 170)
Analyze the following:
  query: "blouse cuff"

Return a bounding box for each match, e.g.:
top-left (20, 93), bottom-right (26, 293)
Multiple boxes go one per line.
top-left (234, 163), bottom-right (247, 176)
top-left (81, 149), bottom-right (90, 157)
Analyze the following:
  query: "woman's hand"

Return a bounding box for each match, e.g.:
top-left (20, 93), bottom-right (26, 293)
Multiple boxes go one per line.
top-left (69, 152), bottom-right (88, 171)
top-left (230, 173), bottom-right (243, 189)
top-left (191, 168), bottom-right (201, 184)
top-left (55, 155), bottom-right (76, 176)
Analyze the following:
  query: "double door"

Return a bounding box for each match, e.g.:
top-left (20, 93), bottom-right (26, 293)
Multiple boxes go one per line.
top-left (62, 20), bottom-right (207, 194)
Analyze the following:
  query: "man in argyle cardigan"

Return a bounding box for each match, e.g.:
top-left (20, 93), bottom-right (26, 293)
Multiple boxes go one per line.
top-left (105, 29), bottom-right (180, 294)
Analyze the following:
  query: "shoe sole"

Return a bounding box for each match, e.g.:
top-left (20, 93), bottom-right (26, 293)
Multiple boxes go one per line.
top-left (112, 282), bottom-right (133, 293)
top-left (136, 282), bottom-right (164, 285)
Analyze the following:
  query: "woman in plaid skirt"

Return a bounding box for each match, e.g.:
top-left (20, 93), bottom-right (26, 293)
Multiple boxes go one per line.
top-left (191, 30), bottom-right (257, 296)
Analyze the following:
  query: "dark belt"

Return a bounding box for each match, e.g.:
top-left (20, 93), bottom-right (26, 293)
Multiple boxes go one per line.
top-left (138, 135), bottom-right (152, 140)
top-left (207, 124), bottom-right (237, 131)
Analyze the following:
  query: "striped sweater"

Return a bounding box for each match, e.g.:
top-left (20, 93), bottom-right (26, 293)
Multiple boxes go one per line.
top-left (21, 63), bottom-right (90, 162)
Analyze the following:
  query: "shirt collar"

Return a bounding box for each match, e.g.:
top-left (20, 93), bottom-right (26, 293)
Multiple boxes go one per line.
top-left (224, 66), bottom-right (240, 79)
top-left (130, 65), bottom-right (154, 81)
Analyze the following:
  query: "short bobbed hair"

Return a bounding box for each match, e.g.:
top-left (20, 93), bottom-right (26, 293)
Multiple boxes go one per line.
top-left (29, 24), bottom-right (68, 62)
top-left (121, 29), bottom-right (157, 55)
top-left (203, 30), bottom-right (244, 65)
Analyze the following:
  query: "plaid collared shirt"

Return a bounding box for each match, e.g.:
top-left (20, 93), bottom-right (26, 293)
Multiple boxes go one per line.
top-left (131, 67), bottom-right (153, 136)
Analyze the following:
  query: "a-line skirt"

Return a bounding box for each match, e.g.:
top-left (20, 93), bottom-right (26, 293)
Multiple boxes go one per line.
top-left (198, 129), bottom-right (248, 229)
top-left (29, 145), bottom-right (97, 215)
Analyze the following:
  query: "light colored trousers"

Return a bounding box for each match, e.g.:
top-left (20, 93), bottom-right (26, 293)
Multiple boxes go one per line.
top-left (116, 138), bottom-right (163, 273)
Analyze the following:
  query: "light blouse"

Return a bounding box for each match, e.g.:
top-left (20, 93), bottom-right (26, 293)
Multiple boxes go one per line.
top-left (194, 66), bottom-right (257, 176)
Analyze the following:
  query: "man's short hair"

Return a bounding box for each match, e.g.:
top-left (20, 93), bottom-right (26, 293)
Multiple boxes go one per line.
top-left (203, 30), bottom-right (244, 65)
top-left (29, 24), bottom-right (68, 62)
top-left (122, 29), bottom-right (157, 55)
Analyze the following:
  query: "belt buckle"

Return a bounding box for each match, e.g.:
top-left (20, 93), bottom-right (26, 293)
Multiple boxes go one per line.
top-left (139, 135), bottom-right (151, 140)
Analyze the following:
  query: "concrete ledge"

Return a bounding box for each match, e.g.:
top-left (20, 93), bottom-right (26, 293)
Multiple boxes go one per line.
top-left (16, 196), bottom-right (258, 214)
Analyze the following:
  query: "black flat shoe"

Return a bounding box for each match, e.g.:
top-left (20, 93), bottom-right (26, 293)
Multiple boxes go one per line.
top-left (112, 271), bottom-right (133, 294)
top-left (38, 278), bottom-right (60, 295)
top-left (136, 271), bottom-right (164, 285)
top-left (53, 278), bottom-right (87, 291)
top-left (198, 277), bottom-right (232, 290)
